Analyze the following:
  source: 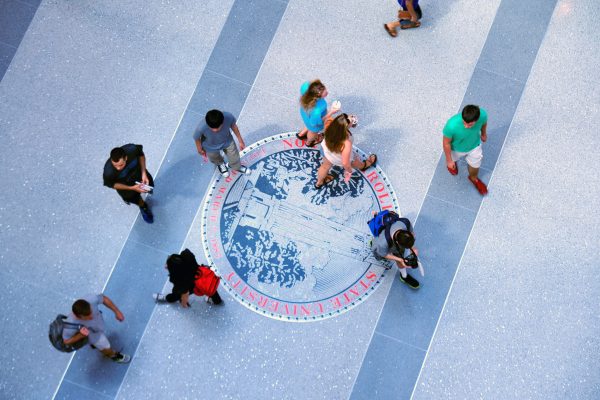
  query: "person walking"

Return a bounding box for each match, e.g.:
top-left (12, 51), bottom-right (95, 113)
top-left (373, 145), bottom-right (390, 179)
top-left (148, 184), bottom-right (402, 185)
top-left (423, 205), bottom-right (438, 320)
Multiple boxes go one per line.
top-left (153, 248), bottom-right (223, 307)
top-left (370, 212), bottom-right (421, 289)
top-left (315, 113), bottom-right (377, 188)
top-left (443, 104), bottom-right (489, 195)
top-left (297, 80), bottom-right (340, 147)
top-left (384, 0), bottom-right (423, 37)
top-left (62, 294), bottom-right (131, 363)
top-left (193, 109), bottom-right (250, 178)
top-left (103, 144), bottom-right (154, 223)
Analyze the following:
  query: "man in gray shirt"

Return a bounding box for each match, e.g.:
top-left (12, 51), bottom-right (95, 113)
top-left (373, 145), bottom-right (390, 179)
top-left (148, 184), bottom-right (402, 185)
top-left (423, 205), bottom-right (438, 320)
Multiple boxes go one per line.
top-left (63, 293), bottom-right (130, 363)
top-left (372, 218), bottom-right (420, 289)
top-left (193, 109), bottom-right (251, 178)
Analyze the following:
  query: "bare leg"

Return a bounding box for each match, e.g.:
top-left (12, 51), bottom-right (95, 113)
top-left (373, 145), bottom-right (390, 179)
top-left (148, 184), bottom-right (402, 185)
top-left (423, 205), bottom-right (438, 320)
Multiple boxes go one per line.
top-left (316, 158), bottom-right (333, 186)
top-left (306, 130), bottom-right (322, 146)
top-left (298, 127), bottom-right (308, 139)
top-left (395, 260), bottom-right (408, 278)
top-left (397, 10), bottom-right (412, 20)
top-left (100, 348), bottom-right (117, 358)
top-left (350, 154), bottom-right (366, 170)
top-left (467, 165), bottom-right (479, 180)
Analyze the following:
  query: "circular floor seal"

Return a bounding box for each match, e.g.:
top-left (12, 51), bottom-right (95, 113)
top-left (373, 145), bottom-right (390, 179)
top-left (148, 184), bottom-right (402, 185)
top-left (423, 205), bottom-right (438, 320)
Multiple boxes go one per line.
top-left (201, 132), bottom-right (399, 321)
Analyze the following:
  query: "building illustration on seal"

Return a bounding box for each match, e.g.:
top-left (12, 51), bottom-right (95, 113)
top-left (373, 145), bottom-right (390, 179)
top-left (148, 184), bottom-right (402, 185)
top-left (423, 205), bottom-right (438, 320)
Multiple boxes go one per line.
top-left (222, 161), bottom-right (381, 266)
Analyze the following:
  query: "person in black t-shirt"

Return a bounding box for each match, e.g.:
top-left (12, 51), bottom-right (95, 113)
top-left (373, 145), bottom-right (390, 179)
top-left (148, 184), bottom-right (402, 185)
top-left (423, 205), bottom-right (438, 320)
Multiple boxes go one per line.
top-left (103, 144), bottom-right (154, 223)
top-left (153, 248), bottom-right (223, 307)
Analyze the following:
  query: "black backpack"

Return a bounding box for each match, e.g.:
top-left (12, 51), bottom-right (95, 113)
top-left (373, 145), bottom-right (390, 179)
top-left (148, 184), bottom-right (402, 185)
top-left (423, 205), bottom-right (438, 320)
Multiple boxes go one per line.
top-left (167, 248), bottom-right (200, 287)
top-left (48, 314), bottom-right (88, 353)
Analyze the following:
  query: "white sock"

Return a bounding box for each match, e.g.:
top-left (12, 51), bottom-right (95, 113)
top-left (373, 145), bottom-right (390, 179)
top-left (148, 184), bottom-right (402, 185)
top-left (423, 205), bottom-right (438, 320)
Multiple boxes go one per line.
top-left (399, 268), bottom-right (407, 278)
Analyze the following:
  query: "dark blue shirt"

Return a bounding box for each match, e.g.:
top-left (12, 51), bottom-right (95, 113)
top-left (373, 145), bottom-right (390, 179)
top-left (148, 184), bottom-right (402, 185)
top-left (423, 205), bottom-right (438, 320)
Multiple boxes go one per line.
top-left (103, 144), bottom-right (145, 188)
top-left (398, 0), bottom-right (419, 9)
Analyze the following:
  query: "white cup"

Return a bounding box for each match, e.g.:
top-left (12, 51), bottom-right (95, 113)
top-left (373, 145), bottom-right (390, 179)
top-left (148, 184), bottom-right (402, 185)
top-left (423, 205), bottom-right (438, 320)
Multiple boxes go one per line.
top-left (332, 100), bottom-right (341, 111)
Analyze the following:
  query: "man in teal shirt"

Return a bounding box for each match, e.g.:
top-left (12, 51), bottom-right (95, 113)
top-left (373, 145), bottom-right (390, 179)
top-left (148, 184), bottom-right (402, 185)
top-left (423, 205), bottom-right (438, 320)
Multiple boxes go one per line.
top-left (443, 104), bottom-right (489, 195)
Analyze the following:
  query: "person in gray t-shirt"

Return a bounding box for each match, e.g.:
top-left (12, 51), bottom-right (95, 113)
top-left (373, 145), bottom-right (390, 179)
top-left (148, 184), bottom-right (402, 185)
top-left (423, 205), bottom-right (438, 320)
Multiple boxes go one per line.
top-left (193, 109), bottom-right (251, 178)
top-left (62, 293), bottom-right (131, 363)
top-left (372, 218), bottom-right (420, 289)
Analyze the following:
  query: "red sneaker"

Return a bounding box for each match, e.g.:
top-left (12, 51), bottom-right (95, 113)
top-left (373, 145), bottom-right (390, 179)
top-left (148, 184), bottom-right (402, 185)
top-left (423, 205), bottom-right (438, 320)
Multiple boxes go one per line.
top-left (447, 163), bottom-right (458, 175)
top-left (468, 177), bottom-right (488, 195)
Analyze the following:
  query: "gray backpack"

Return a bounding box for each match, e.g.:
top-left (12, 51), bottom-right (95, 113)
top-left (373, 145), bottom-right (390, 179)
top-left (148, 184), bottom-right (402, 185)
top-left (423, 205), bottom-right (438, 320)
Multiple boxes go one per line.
top-left (48, 314), bottom-right (88, 352)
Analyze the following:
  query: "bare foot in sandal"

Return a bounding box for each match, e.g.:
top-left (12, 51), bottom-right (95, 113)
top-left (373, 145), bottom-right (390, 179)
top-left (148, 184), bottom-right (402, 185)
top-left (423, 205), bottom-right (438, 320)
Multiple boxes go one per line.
top-left (360, 154), bottom-right (377, 171)
top-left (306, 134), bottom-right (324, 147)
top-left (384, 23), bottom-right (397, 37)
top-left (315, 174), bottom-right (335, 189)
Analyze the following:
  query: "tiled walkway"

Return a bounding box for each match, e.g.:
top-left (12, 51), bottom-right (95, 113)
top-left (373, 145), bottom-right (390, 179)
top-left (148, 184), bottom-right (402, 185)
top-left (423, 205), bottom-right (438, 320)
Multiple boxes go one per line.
top-left (1, 1), bottom-right (598, 399)
top-left (0, 0), bottom-right (40, 80)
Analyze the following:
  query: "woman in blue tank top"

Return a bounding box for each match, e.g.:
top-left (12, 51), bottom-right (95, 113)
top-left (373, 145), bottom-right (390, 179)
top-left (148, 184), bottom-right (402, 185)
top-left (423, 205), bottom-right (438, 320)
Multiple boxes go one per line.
top-left (297, 80), bottom-right (339, 147)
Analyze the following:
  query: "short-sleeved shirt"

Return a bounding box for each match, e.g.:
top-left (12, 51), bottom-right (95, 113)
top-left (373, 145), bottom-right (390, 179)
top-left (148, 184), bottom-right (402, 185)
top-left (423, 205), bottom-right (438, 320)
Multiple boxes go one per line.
top-left (372, 220), bottom-right (413, 258)
top-left (103, 144), bottom-right (145, 188)
top-left (299, 83), bottom-right (328, 132)
top-left (443, 108), bottom-right (488, 153)
top-left (399, 0), bottom-right (419, 9)
top-left (63, 294), bottom-right (106, 346)
top-left (192, 112), bottom-right (236, 152)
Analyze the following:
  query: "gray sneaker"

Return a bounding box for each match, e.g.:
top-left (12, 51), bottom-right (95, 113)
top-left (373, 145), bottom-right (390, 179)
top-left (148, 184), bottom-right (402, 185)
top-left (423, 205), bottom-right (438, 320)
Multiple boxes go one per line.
top-left (152, 293), bottom-right (167, 303)
top-left (111, 352), bottom-right (131, 363)
top-left (237, 165), bottom-right (251, 175)
top-left (227, 163), bottom-right (251, 175)
top-left (217, 163), bottom-right (229, 178)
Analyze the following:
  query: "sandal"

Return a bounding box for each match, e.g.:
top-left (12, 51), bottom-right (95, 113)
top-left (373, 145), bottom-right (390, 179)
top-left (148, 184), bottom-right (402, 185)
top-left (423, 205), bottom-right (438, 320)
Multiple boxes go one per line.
top-left (400, 20), bottom-right (421, 29)
top-left (296, 131), bottom-right (307, 140)
top-left (306, 135), bottom-right (324, 147)
top-left (384, 24), bottom-right (397, 37)
top-left (315, 174), bottom-right (335, 189)
top-left (360, 154), bottom-right (377, 171)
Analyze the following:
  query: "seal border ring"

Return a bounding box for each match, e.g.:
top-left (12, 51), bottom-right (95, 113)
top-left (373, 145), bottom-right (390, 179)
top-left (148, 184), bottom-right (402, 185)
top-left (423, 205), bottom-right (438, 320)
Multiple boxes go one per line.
top-left (200, 132), bottom-right (400, 322)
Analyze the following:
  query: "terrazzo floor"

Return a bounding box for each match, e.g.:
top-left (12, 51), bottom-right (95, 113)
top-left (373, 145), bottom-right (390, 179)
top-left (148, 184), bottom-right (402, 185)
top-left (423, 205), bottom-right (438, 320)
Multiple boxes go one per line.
top-left (0, 1), bottom-right (598, 399)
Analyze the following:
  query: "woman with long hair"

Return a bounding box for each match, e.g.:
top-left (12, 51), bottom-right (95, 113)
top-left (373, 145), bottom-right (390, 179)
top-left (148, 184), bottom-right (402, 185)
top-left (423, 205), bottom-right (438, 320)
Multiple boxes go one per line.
top-left (298, 80), bottom-right (340, 146)
top-left (315, 113), bottom-right (377, 188)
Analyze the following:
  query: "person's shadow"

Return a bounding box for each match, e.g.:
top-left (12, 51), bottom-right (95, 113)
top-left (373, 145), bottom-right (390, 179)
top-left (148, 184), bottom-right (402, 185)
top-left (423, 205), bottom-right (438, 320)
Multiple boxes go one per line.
top-left (243, 122), bottom-right (296, 145)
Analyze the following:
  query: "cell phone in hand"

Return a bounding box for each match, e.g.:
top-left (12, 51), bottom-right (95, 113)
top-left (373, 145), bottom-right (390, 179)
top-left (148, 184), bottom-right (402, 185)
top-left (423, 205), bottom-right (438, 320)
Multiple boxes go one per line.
top-left (135, 181), bottom-right (154, 192)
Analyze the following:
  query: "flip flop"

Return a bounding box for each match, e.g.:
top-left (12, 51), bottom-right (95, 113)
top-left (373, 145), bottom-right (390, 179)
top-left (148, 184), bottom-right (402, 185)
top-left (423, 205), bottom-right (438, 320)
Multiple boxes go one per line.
top-left (384, 24), bottom-right (397, 37)
top-left (306, 135), bottom-right (324, 147)
top-left (360, 154), bottom-right (377, 171)
top-left (296, 131), bottom-right (307, 140)
top-left (315, 174), bottom-right (335, 189)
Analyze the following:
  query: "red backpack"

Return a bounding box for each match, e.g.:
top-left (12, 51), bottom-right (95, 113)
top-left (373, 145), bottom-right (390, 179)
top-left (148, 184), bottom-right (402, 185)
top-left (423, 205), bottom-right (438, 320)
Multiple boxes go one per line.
top-left (193, 265), bottom-right (220, 297)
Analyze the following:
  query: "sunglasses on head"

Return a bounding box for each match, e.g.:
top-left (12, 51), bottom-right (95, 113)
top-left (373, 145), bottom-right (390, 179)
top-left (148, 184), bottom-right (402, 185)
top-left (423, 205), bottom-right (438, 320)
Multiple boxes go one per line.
top-left (338, 113), bottom-right (358, 127)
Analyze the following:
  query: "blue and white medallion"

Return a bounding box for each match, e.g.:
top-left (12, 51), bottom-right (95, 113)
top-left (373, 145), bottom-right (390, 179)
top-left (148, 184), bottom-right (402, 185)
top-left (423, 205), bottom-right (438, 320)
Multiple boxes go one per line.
top-left (201, 133), bottom-right (399, 321)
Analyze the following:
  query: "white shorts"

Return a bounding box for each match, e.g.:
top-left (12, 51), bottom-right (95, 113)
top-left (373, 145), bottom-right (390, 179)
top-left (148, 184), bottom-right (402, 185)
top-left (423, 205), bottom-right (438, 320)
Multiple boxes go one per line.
top-left (89, 332), bottom-right (111, 350)
top-left (451, 144), bottom-right (483, 168)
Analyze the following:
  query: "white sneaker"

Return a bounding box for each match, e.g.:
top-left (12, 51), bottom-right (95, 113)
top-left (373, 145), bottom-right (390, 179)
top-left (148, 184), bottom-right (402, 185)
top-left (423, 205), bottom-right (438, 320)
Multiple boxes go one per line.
top-left (217, 163), bottom-right (229, 178)
top-left (111, 352), bottom-right (131, 363)
top-left (237, 165), bottom-right (251, 175)
top-left (153, 293), bottom-right (167, 303)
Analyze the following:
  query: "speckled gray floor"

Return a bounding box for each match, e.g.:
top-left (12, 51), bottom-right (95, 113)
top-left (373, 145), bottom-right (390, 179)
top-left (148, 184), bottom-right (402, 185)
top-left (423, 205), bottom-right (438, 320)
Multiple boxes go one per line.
top-left (0, 0), bottom-right (598, 399)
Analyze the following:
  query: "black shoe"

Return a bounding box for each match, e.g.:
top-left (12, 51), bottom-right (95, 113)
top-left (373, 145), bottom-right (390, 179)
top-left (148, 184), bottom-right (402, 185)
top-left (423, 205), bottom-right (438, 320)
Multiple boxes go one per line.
top-left (139, 204), bottom-right (154, 223)
top-left (399, 272), bottom-right (420, 289)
